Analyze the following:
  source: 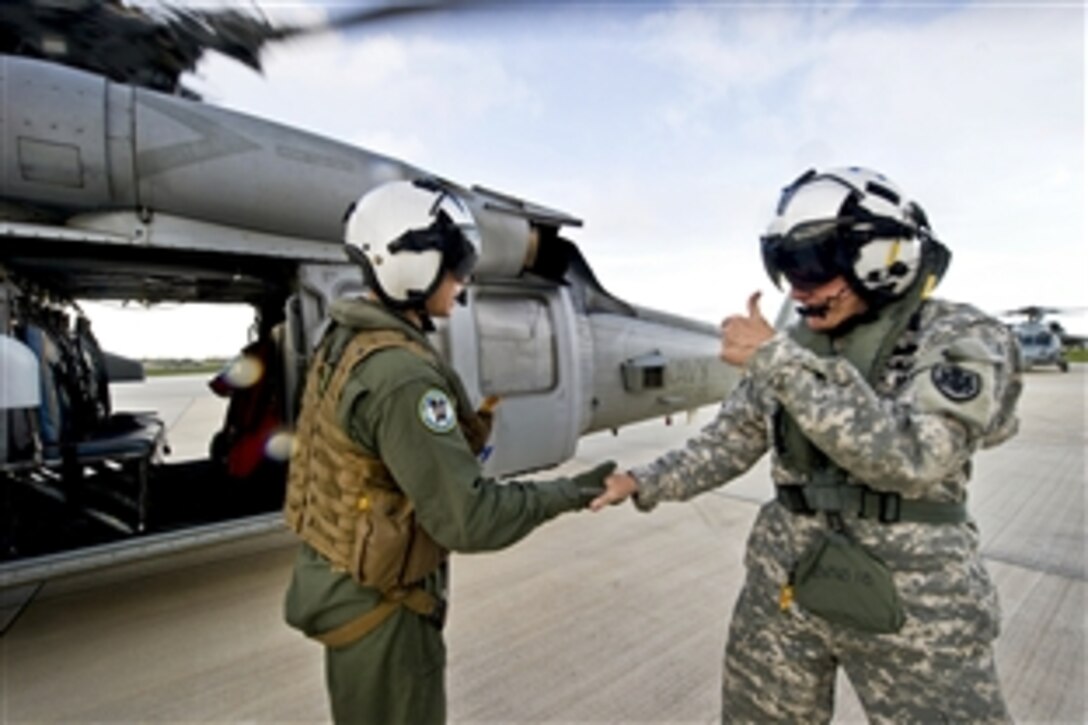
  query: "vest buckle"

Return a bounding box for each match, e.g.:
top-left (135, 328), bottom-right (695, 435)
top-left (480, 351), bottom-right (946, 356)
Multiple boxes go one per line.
top-left (859, 488), bottom-right (902, 523)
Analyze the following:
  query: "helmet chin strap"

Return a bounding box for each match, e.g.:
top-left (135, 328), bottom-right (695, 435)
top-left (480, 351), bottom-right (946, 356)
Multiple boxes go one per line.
top-left (796, 286), bottom-right (849, 318)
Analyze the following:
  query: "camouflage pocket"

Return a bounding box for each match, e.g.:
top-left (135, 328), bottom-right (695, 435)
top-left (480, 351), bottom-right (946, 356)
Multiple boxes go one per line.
top-left (792, 530), bottom-right (905, 635)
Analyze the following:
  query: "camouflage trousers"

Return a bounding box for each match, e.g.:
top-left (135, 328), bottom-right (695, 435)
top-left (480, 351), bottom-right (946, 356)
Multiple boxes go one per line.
top-left (721, 503), bottom-right (1011, 724)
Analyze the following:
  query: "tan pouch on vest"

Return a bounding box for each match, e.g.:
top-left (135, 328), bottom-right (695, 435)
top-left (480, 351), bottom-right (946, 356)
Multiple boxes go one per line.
top-left (352, 479), bottom-right (445, 592)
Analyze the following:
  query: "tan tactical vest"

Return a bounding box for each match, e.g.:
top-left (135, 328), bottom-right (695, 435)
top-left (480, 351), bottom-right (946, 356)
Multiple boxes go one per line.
top-left (283, 328), bottom-right (488, 593)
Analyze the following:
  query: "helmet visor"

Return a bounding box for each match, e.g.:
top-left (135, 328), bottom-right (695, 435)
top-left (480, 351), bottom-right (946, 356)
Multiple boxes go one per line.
top-left (444, 228), bottom-right (479, 283)
top-left (761, 219), bottom-right (845, 290)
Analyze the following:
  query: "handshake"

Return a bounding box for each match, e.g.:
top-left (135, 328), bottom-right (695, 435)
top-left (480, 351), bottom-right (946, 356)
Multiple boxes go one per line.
top-left (570, 461), bottom-right (640, 511)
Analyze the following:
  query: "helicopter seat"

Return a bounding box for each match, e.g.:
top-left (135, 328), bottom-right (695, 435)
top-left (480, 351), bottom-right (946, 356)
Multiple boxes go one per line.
top-left (40, 411), bottom-right (167, 533)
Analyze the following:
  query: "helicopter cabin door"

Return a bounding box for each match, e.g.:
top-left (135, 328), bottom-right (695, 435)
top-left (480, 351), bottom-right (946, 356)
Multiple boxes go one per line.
top-left (448, 284), bottom-right (580, 477)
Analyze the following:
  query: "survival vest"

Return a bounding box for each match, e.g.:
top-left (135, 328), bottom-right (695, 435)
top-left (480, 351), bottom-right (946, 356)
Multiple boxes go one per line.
top-left (773, 285), bottom-right (976, 526)
top-left (284, 328), bottom-right (490, 595)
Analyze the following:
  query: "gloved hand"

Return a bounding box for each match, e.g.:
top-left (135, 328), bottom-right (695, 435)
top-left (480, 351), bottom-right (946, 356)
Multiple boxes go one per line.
top-left (463, 396), bottom-right (501, 457)
top-left (571, 461), bottom-right (617, 507)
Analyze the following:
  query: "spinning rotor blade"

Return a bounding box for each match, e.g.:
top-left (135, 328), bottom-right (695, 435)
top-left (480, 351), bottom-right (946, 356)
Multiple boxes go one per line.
top-left (275, 1), bottom-right (471, 40)
top-left (0, 1), bottom-right (494, 97)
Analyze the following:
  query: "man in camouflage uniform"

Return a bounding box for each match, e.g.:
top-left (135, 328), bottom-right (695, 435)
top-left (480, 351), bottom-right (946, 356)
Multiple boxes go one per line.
top-left (283, 179), bottom-right (613, 724)
top-left (593, 167), bottom-right (1021, 722)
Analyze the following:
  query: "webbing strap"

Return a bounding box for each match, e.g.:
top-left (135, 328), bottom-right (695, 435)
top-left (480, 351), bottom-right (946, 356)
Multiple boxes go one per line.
top-left (776, 485), bottom-right (967, 525)
top-left (852, 488), bottom-right (967, 524)
top-left (312, 588), bottom-right (438, 649)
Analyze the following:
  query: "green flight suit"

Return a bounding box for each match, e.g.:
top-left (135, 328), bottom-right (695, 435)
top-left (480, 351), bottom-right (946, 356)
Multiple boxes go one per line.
top-left (284, 298), bottom-right (586, 725)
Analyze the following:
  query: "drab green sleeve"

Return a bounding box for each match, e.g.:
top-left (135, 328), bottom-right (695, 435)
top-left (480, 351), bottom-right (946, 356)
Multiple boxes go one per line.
top-left (344, 348), bottom-right (582, 553)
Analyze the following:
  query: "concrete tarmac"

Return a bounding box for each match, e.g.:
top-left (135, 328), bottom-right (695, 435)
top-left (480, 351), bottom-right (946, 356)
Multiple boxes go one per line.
top-left (1, 366), bottom-right (1084, 723)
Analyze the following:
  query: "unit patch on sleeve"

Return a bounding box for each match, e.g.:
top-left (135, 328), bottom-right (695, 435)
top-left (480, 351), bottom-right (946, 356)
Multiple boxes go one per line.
top-left (930, 362), bottom-right (982, 402)
top-left (418, 388), bottom-right (457, 434)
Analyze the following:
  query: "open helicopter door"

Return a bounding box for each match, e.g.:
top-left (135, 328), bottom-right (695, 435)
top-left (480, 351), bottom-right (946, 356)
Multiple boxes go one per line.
top-left (449, 283), bottom-right (582, 477)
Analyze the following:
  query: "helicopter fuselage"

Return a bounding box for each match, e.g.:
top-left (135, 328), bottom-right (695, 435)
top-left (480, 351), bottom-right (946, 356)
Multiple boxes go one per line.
top-left (0, 54), bottom-right (738, 589)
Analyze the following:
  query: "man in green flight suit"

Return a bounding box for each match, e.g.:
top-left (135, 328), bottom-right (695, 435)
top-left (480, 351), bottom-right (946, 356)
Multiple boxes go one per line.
top-left (283, 178), bottom-right (614, 724)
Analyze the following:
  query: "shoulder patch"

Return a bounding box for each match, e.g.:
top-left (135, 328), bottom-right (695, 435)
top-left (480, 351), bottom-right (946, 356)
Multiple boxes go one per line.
top-left (418, 388), bottom-right (457, 434)
top-left (931, 363), bottom-right (982, 402)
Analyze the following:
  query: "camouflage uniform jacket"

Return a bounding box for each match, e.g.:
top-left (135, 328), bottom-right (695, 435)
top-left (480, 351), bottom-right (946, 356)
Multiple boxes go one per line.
top-left (630, 298), bottom-right (1022, 635)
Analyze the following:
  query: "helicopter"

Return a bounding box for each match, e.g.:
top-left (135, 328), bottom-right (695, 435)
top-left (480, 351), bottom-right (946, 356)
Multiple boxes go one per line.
top-left (999, 306), bottom-right (1086, 373)
top-left (0, 1), bottom-right (739, 594)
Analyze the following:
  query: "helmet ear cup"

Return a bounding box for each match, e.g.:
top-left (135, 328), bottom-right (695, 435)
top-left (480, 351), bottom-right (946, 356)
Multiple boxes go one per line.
top-left (344, 243), bottom-right (415, 310)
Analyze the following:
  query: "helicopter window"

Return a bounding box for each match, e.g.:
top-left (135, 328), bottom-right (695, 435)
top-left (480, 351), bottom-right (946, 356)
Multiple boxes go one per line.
top-left (1020, 332), bottom-right (1051, 346)
top-left (474, 295), bottom-right (557, 396)
top-left (643, 367), bottom-right (665, 388)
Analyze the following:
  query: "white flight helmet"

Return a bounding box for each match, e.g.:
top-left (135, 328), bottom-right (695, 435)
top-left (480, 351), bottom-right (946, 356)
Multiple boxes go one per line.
top-left (761, 166), bottom-right (946, 306)
top-left (344, 178), bottom-right (481, 310)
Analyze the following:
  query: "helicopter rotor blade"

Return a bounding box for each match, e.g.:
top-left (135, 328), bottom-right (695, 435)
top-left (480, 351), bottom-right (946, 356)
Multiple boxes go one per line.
top-left (269, 1), bottom-right (486, 42)
top-left (998, 305), bottom-right (1087, 321)
top-left (0, 0), bottom-right (517, 98)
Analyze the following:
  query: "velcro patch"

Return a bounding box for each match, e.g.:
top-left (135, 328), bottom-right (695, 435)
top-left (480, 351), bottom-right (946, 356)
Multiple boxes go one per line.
top-left (418, 388), bottom-right (457, 434)
top-left (930, 363), bottom-right (982, 402)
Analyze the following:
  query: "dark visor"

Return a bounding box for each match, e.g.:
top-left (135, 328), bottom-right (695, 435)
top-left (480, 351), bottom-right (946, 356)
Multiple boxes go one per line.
top-left (761, 219), bottom-right (846, 290)
top-left (762, 213), bottom-right (916, 290)
top-left (444, 236), bottom-right (478, 283)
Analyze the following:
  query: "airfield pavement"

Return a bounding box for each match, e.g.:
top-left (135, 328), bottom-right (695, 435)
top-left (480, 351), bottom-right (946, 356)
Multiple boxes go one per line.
top-left (0, 365), bottom-right (1084, 723)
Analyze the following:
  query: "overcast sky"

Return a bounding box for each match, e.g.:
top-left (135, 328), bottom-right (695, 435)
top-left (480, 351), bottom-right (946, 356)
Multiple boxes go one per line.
top-left (86, 0), bottom-right (1085, 358)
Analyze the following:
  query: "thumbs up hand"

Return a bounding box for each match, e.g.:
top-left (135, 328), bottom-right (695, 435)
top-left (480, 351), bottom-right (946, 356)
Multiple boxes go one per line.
top-left (720, 291), bottom-right (775, 367)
